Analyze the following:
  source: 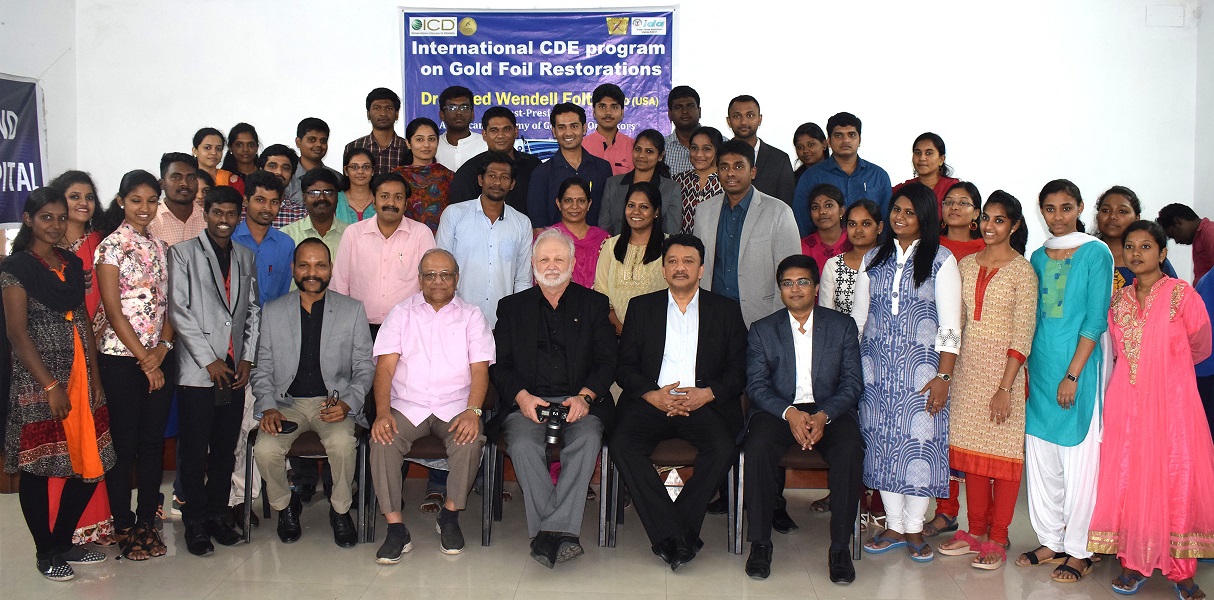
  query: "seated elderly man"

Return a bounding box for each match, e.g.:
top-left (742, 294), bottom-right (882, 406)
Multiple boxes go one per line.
top-left (370, 248), bottom-right (495, 562)
top-left (252, 238), bottom-right (374, 548)
top-left (491, 229), bottom-right (617, 568)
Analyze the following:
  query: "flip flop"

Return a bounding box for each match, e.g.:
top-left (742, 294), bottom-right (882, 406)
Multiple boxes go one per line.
top-left (971, 541), bottom-right (1007, 570)
top-left (419, 492), bottom-right (444, 514)
top-left (1017, 545), bottom-right (1066, 566)
top-left (810, 497), bottom-right (831, 513)
top-left (1176, 582), bottom-right (1205, 600)
top-left (939, 530), bottom-right (981, 556)
top-left (908, 540), bottom-right (935, 563)
top-left (1112, 572), bottom-right (1147, 595)
top-left (863, 532), bottom-right (907, 554)
top-left (1051, 557), bottom-right (1092, 583)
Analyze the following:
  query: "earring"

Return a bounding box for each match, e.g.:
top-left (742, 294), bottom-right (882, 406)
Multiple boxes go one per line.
top-left (970, 221), bottom-right (979, 231)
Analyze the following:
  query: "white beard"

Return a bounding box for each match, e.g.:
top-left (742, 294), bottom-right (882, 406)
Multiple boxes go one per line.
top-left (534, 267), bottom-right (572, 288)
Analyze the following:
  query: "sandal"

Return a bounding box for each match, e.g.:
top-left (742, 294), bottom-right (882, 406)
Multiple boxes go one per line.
top-left (862, 531), bottom-right (907, 554)
top-left (1051, 556), bottom-right (1092, 583)
top-left (922, 513), bottom-right (958, 537)
top-left (939, 530), bottom-right (982, 556)
top-left (1112, 572), bottom-right (1147, 595)
top-left (1016, 545), bottom-right (1066, 566)
top-left (117, 527), bottom-right (151, 561)
top-left (419, 492), bottom-right (444, 514)
top-left (1176, 582), bottom-right (1206, 600)
top-left (908, 540), bottom-right (935, 563)
top-left (971, 541), bottom-right (1007, 570)
top-left (810, 495), bottom-right (831, 513)
top-left (141, 525), bottom-right (167, 558)
top-left (586, 485), bottom-right (596, 502)
top-left (860, 511), bottom-right (885, 532)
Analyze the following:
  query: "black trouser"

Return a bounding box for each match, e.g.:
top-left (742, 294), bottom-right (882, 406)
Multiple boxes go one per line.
top-left (177, 382), bottom-right (244, 526)
top-left (100, 353), bottom-right (174, 530)
top-left (743, 409), bottom-right (863, 547)
top-left (1198, 375), bottom-right (1214, 440)
top-left (609, 402), bottom-right (736, 546)
top-left (19, 473), bottom-right (97, 559)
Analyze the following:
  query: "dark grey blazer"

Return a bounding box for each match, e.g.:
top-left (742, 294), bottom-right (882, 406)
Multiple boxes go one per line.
top-left (752, 141), bottom-right (796, 206)
top-left (597, 173), bottom-right (683, 236)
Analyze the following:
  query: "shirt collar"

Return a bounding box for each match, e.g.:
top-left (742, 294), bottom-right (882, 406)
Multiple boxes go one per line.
top-left (301, 294), bottom-right (326, 315)
top-left (406, 291), bottom-right (465, 314)
top-left (894, 238), bottom-right (921, 261)
top-left (788, 308), bottom-right (814, 335)
top-left (723, 187), bottom-right (755, 213)
top-left (667, 288), bottom-right (700, 311)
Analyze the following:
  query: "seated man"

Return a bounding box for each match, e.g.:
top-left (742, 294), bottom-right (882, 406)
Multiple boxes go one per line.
top-left (252, 238), bottom-right (374, 547)
top-left (609, 233), bottom-right (748, 572)
top-left (743, 255), bottom-right (863, 583)
top-left (491, 229), bottom-right (617, 568)
top-left (370, 249), bottom-right (494, 562)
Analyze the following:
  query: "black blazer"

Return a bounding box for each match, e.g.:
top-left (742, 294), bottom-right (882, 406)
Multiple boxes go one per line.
top-left (489, 283), bottom-right (617, 435)
top-left (753, 141), bottom-right (796, 206)
top-left (616, 288), bottom-right (749, 437)
top-left (745, 306), bottom-right (862, 427)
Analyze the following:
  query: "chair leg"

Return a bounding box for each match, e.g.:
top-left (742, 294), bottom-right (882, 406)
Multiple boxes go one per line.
top-left (734, 452), bottom-right (745, 555)
top-left (853, 497), bottom-right (862, 561)
top-left (609, 453), bottom-right (621, 547)
top-left (597, 444), bottom-right (609, 548)
top-left (726, 463), bottom-right (737, 554)
top-left (356, 438), bottom-right (368, 543)
top-left (481, 444), bottom-right (493, 547)
top-left (243, 431), bottom-right (255, 543)
top-left (492, 448), bottom-right (505, 522)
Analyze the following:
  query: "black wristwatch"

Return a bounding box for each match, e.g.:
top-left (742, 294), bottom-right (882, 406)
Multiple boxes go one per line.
top-left (581, 394), bottom-right (594, 404)
top-left (936, 372), bottom-right (951, 382)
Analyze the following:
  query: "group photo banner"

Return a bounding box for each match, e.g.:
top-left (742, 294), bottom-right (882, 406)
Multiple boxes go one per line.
top-left (0, 74), bottom-right (46, 226)
top-left (402, 9), bottom-right (675, 159)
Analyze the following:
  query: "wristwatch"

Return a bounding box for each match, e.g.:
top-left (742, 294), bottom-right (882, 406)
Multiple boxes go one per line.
top-left (581, 394), bottom-right (594, 404)
top-left (158, 339), bottom-right (174, 350)
top-left (936, 372), bottom-right (951, 382)
top-left (467, 407), bottom-right (483, 417)
top-left (1065, 372), bottom-right (1079, 382)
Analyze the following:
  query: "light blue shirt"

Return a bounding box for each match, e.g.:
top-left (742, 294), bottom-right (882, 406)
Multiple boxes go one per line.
top-left (232, 221), bottom-right (296, 304)
top-left (435, 198), bottom-right (534, 328)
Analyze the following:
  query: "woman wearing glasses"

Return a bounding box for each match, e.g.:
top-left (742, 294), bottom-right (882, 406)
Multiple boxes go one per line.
top-left (338, 148), bottom-right (376, 223)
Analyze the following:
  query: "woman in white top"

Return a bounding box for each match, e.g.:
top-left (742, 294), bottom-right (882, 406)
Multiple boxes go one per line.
top-left (820, 199), bottom-right (883, 319)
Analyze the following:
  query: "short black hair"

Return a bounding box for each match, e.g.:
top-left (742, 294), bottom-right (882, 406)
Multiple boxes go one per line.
top-left (777, 254), bottom-right (820, 285)
top-left (294, 236), bottom-right (331, 263)
top-left (366, 87), bottom-right (401, 111)
top-left (727, 94), bottom-right (760, 113)
top-left (296, 117), bottom-right (330, 139)
top-left (370, 172), bottom-right (411, 197)
top-left (592, 83), bottom-right (625, 106)
top-left (478, 151), bottom-right (516, 179)
top-left (481, 106), bottom-right (517, 128)
top-left (439, 85), bottom-right (474, 108)
top-left (243, 169), bottom-right (284, 200)
top-left (667, 85), bottom-right (699, 109)
top-left (258, 144), bottom-right (299, 173)
top-left (717, 139), bottom-right (756, 168)
top-left (160, 152), bottom-right (198, 178)
top-left (301, 167), bottom-right (341, 191)
top-left (826, 112), bottom-right (862, 136)
top-left (550, 102), bottom-right (586, 127)
top-left (1157, 203), bottom-right (1200, 229)
top-left (204, 185), bottom-right (242, 213)
top-left (662, 233), bottom-right (705, 264)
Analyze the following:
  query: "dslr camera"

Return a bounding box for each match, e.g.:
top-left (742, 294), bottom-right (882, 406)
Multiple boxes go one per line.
top-left (536, 404), bottom-right (570, 446)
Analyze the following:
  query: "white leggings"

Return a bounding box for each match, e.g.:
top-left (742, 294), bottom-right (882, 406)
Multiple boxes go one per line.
top-left (879, 492), bottom-right (932, 534)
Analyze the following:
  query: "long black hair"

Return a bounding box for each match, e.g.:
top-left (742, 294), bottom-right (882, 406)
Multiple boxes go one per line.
top-left (11, 187), bottom-right (68, 254)
top-left (1038, 179), bottom-right (1086, 233)
top-left (401, 117), bottom-right (440, 167)
top-left (48, 170), bottom-right (107, 234)
top-left (983, 190), bottom-right (1029, 255)
top-left (613, 181), bottom-right (664, 265)
top-left (867, 182), bottom-right (941, 288)
top-left (101, 170), bottom-right (161, 237)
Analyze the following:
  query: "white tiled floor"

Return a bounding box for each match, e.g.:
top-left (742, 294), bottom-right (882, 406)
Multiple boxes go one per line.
top-left (1, 477), bottom-right (1210, 600)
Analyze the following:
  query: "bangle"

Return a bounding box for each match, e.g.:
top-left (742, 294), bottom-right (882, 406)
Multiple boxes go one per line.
top-left (998, 386), bottom-right (1013, 393)
top-left (43, 380), bottom-right (59, 392)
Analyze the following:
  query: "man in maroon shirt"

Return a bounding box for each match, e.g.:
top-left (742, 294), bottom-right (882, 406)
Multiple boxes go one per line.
top-left (1159, 203), bottom-right (1214, 282)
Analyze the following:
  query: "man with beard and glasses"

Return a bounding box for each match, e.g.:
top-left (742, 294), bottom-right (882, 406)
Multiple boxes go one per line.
top-left (257, 145), bottom-right (307, 228)
top-left (436, 152), bottom-right (532, 329)
top-left (282, 168), bottom-right (349, 260)
top-left (149, 152), bottom-right (203, 245)
top-left (252, 238), bottom-right (374, 547)
top-left (346, 87), bottom-right (408, 175)
top-left (490, 229), bottom-right (617, 569)
top-left (449, 106), bottom-right (540, 216)
top-left (331, 172), bottom-right (435, 338)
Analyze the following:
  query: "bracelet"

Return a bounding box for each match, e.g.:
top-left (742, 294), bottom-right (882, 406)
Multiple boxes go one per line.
top-left (43, 380), bottom-right (59, 392)
top-left (998, 386), bottom-right (1013, 393)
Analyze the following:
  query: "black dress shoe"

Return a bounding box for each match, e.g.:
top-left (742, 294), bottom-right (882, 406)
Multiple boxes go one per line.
top-left (278, 497), bottom-right (302, 543)
top-left (529, 531), bottom-right (558, 569)
top-left (705, 496), bottom-right (728, 515)
top-left (772, 507), bottom-right (799, 534)
top-left (330, 508), bottom-right (358, 548)
top-left (651, 536), bottom-right (679, 564)
top-left (185, 523), bottom-right (214, 556)
top-left (669, 538), bottom-right (697, 572)
top-left (298, 483), bottom-right (316, 503)
top-left (745, 542), bottom-right (773, 579)
top-left (555, 534), bottom-right (583, 563)
top-left (204, 517), bottom-right (243, 546)
top-left (829, 548), bottom-right (855, 584)
top-left (226, 503), bottom-right (260, 530)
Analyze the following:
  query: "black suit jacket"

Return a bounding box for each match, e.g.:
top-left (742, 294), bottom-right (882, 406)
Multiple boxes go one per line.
top-left (489, 283), bottom-right (617, 435)
top-left (745, 306), bottom-right (862, 427)
top-left (752, 141), bottom-right (796, 206)
top-left (616, 288), bottom-right (749, 437)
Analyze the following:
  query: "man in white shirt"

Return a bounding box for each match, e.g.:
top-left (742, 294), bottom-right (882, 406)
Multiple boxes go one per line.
top-left (435, 85), bottom-right (487, 171)
top-left (609, 234), bottom-right (749, 572)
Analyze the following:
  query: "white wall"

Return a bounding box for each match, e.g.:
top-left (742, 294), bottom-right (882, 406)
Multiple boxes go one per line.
top-left (1197, 0), bottom-right (1214, 217)
top-left (59, 0), bottom-right (1211, 272)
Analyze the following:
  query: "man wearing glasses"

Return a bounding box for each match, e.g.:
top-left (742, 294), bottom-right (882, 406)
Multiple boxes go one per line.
top-left (282, 168), bottom-right (350, 260)
top-left (436, 85), bottom-right (487, 171)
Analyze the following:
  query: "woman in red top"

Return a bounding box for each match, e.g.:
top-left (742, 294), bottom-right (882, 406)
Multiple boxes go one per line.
top-left (219, 122), bottom-right (260, 196)
top-left (49, 171), bottom-right (104, 320)
top-left (800, 183), bottom-right (851, 270)
top-left (393, 117), bottom-right (453, 233)
top-left (892, 132), bottom-right (960, 214)
top-left (939, 182), bottom-right (986, 261)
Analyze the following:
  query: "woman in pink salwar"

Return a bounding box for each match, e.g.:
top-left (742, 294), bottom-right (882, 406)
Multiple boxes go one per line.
top-left (1087, 221), bottom-right (1214, 599)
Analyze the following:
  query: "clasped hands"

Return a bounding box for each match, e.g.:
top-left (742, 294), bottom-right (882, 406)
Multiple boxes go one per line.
top-left (642, 381), bottom-right (713, 417)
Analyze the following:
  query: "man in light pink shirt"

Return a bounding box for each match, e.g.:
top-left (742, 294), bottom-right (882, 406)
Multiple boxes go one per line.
top-left (330, 172), bottom-right (436, 329)
top-left (583, 83), bottom-right (634, 176)
top-left (369, 249), bottom-right (495, 562)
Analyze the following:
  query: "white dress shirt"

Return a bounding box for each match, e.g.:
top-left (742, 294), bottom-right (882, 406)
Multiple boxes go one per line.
top-left (852, 239), bottom-right (962, 354)
top-left (782, 310), bottom-right (816, 420)
top-left (657, 289), bottom-right (700, 388)
top-left (436, 133), bottom-right (488, 172)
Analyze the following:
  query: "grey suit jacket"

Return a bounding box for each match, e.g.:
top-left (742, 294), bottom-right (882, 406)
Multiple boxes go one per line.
top-left (692, 187), bottom-right (802, 327)
top-left (251, 290), bottom-right (374, 424)
top-left (598, 173), bottom-right (682, 236)
top-left (168, 230), bottom-right (261, 388)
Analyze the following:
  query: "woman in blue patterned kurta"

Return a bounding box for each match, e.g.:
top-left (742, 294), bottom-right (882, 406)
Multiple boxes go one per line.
top-left (852, 183), bottom-right (963, 563)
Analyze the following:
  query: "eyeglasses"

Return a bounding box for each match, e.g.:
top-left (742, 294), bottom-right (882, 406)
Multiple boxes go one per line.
top-left (346, 164), bottom-right (373, 172)
top-left (942, 200), bottom-right (975, 209)
top-left (779, 278), bottom-right (815, 289)
top-left (443, 104), bottom-right (472, 113)
top-left (421, 271), bottom-right (455, 282)
top-left (305, 189), bottom-right (337, 198)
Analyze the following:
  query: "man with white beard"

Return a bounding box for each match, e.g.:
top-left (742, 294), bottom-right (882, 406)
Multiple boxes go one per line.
top-left (488, 229), bottom-right (617, 569)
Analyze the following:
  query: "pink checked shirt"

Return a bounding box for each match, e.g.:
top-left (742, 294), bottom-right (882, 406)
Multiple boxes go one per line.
top-left (373, 293), bottom-right (496, 425)
top-left (330, 215), bottom-right (435, 324)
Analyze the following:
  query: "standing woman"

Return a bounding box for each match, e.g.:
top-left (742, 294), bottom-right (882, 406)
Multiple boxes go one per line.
top-left (820, 199), bottom-right (882, 319)
top-left (94, 170), bottom-right (176, 561)
top-left (891, 132), bottom-right (960, 213)
top-left (938, 182), bottom-right (985, 262)
top-left (800, 184), bottom-right (852, 272)
top-left (594, 181), bottom-right (669, 335)
top-left (792, 122), bottom-right (829, 183)
top-left (672, 126), bottom-right (724, 233)
top-left (1095, 185), bottom-right (1178, 292)
top-left (853, 182), bottom-right (962, 563)
top-left (192, 128), bottom-right (237, 189)
top-left (219, 122), bottom-right (260, 195)
top-left (937, 191), bottom-right (1037, 569)
top-left (1088, 220), bottom-right (1214, 599)
top-left (3, 187), bottom-right (114, 581)
top-left (598, 129), bottom-right (682, 236)
top-left (1015, 179), bottom-right (1112, 583)
top-left (50, 171), bottom-right (105, 319)
top-left (393, 117), bottom-right (453, 233)
top-left (549, 176), bottom-right (610, 289)
top-left (337, 147), bottom-right (376, 223)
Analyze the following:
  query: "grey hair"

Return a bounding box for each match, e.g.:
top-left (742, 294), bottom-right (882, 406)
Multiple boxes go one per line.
top-left (533, 228), bottom-right (575, 259)
top-left (417, 248), bottom-right (459, 275)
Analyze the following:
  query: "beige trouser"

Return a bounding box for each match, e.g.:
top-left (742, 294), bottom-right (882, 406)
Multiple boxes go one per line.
top-left (371, 409), bottom-right (485, 515)
top-left (229, 386), bottom-right (261, 506)
top-left (254, 396), bottom-right (357, 513)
